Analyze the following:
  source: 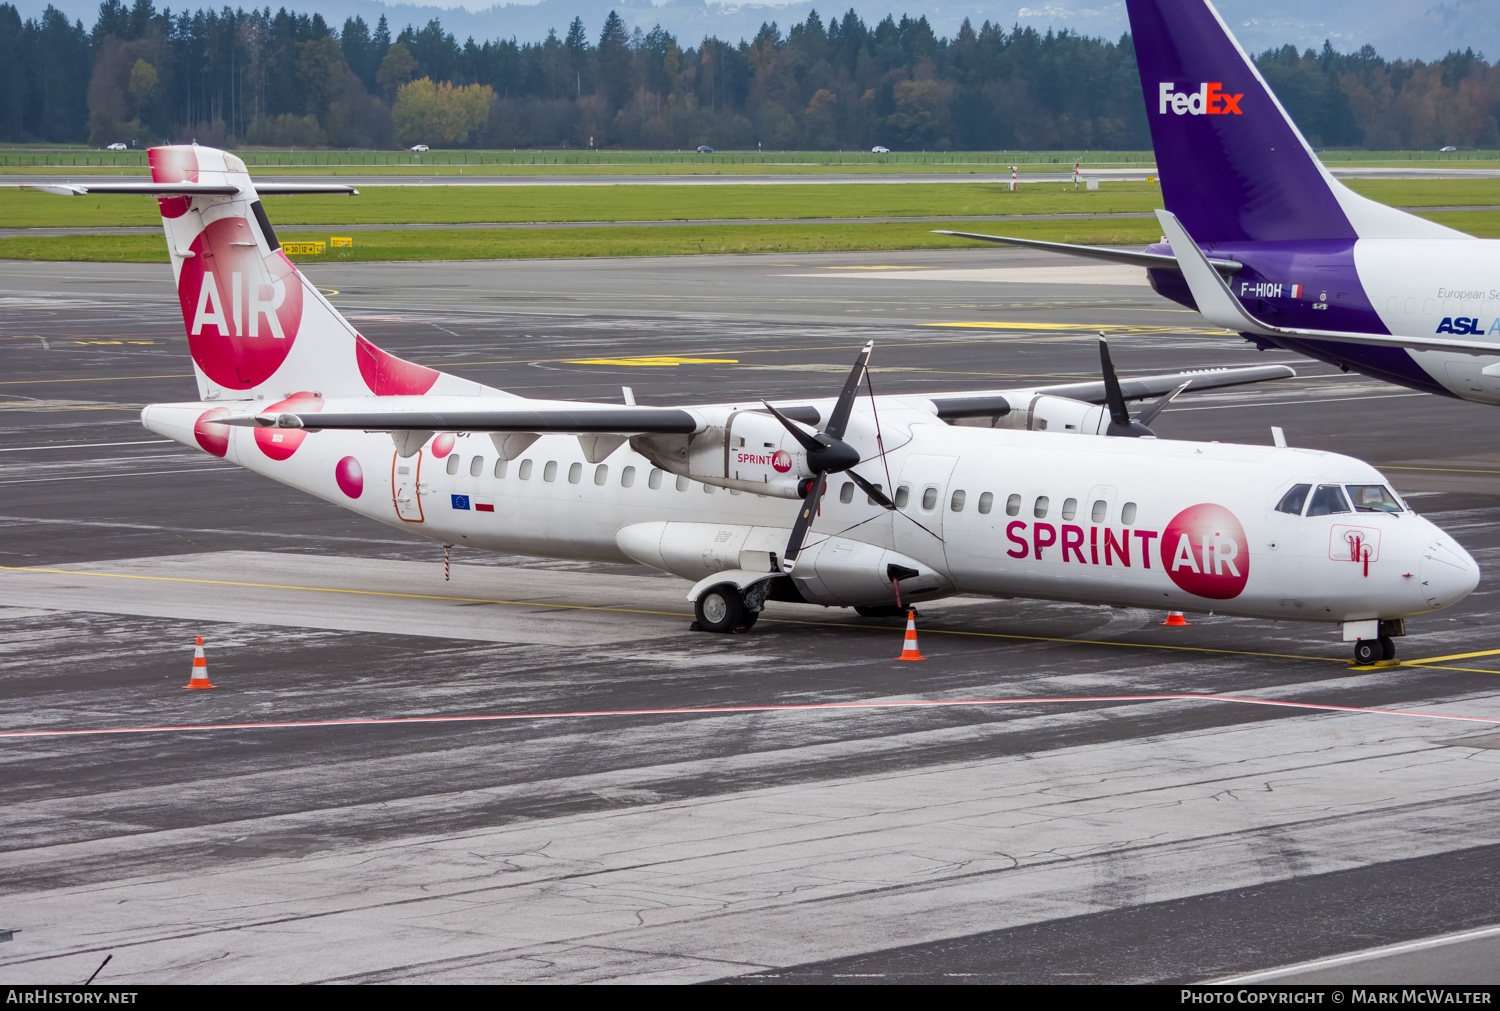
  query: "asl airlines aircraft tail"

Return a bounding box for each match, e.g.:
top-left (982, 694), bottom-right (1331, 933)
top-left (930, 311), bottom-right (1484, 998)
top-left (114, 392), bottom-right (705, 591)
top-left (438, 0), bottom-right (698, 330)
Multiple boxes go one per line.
top-left (1126, 0), bottom-right (1459, 244)
top-left (142, 145), bottom-right (499, 404)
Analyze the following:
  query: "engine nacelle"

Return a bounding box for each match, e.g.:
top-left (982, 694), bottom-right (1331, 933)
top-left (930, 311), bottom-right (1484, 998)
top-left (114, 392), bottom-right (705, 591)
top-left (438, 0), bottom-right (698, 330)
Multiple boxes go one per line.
top-left (953, 394), bottom-right (1108, 435)
top-left (632, 407), bottom-right (817, 499)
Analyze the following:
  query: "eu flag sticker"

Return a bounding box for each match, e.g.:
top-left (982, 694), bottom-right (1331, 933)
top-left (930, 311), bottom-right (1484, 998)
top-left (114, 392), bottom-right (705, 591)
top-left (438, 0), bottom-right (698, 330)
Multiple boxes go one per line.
top-left (451, 494), bottom-right (471, 510)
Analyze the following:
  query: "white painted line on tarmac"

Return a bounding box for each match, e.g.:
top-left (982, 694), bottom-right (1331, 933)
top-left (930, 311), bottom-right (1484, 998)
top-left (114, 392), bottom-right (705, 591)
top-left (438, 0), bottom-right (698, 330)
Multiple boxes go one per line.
top-left (1216, 922), bottom-right (1500, 983)
top-left (2, 692), bottom-right (1497, 741)
top-left (0, 439), bottom-right (170, 452)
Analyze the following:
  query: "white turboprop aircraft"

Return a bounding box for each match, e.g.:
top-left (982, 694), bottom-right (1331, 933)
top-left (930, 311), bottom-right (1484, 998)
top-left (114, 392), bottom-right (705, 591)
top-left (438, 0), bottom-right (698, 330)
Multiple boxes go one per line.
top-left (29, 146), bottom-right (1480, 664)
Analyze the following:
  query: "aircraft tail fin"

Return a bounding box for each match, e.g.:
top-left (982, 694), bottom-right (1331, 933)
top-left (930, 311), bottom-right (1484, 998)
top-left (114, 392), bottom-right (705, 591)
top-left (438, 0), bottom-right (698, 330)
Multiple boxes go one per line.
top-left (1126, 0), bottom-right (1462, 243)
top-left (147, 145), bottom-right (496, 403)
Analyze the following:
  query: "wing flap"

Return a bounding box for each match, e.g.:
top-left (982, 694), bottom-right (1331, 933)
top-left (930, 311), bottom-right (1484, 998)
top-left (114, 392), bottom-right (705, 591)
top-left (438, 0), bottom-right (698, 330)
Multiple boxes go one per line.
top-left (929, 364), bottom-right (1296, 419)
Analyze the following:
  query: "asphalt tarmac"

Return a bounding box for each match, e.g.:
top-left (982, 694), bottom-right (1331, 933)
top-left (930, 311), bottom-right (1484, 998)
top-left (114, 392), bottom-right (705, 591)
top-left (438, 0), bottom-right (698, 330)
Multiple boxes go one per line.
top-left (1, 247), bottom-right (1499, 985)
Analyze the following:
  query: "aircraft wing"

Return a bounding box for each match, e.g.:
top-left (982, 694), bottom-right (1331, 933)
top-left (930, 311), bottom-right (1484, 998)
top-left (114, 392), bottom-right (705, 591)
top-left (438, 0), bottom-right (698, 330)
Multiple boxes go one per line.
top-left (927, 363), bottom-right (1296, 420)
top-left (19, 182), bottom-right (358, 196)
top-left (217, 406), bottom-right (701, 433)
top-left (1157, 210), bottom-right (1500, 358)
top-left (933, 230), bottom-right (1243, 274)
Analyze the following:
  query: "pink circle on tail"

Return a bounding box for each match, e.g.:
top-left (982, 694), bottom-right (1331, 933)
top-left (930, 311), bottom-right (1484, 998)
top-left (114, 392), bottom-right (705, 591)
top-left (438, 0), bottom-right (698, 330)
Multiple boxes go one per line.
top-left (150, 147), bottom-right (199, 220)
top-left (194, 408), bottom-right (231, 457)
top-left (335, 456), bottom-right (363, 498)
top-left (254, 393), bottom-right (323, 461)
top-left (178, 219), bottom-right (303, 389)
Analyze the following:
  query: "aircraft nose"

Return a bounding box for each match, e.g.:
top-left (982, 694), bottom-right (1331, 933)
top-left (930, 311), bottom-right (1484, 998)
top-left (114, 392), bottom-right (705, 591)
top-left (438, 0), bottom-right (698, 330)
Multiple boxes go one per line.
top-left (1419, 535), bottom-right (1480, 610)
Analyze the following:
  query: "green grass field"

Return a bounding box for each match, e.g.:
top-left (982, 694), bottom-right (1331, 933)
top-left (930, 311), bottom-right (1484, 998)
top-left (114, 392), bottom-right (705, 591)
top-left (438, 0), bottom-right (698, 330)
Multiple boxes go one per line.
top-left (0, 218), bottom-right (1173, 264)
top-left (0, 180), bottom-right (1168, 228)
top-left (0, 175), bottom-right (1494, 260)
top-left (3, 178), bottom-right (1492, 230)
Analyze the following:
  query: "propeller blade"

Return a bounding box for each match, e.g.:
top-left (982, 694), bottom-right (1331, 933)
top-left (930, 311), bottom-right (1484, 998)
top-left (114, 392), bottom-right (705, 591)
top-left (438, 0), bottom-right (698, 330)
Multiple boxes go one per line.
top-left (823, 340), bottom-right (874, 441)
top-left (1135, 380), bottom-right (1191, 427)
top-left (782, 474), bottom-right (827, 572)
top-left (762, 401), bottom-right (823, 455)
top-left (1098, 335), bottom-right (1131, 427)
top-left (847, 470), bottom-right (895, 510)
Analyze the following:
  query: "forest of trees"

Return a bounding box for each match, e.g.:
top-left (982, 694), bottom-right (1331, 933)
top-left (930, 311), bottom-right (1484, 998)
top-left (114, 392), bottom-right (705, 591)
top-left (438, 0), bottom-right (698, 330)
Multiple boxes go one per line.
top-left (1, 0), bottom-right (1497, 151)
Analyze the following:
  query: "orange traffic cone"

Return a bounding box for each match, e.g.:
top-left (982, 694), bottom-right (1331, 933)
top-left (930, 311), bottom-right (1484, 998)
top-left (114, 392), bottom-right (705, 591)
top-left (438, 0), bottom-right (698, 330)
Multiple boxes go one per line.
top-left (1161, 611), bottom-right (1190, 626)
top-left (895, 610), bottom-right (926, 661)
top-left (183, 636), bottom-right (216, 689)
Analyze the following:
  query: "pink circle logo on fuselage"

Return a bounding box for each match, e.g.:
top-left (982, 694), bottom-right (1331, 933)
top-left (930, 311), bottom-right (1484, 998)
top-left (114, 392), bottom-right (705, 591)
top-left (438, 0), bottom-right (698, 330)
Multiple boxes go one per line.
top-left (177, 217), bottom-right (303, 390)
top-left (254, 393), bottom-right (323, 460)
top-left (772, 449), bottom-right (792, 473)
top-left (1160, 503), bottom-right (1250, 599)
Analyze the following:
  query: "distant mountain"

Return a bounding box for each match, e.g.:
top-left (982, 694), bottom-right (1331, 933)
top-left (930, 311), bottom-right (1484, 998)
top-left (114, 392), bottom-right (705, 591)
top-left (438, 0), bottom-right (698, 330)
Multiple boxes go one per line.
top-left (16, 0), bottom-right (1495, 62)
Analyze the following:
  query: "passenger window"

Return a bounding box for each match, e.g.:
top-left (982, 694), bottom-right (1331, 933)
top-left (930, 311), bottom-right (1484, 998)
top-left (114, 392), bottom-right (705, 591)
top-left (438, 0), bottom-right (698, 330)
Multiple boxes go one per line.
top-left (519, 459), bottom-right (533, 480)
top-left (543, 461), bottom-right (558, 482)
top-left (703, 483), bottom-right (714, 494)
top-left (446, 454), bottom-right (460, 476)
top-left (594, 464), bottom-right (608, 486)
top-left (1034, 496), bottom-right (1049, 518)
top-left (1006, 494), bottom-right (1020, 516)
top-left (1121, 502), bottom-right (1137, 525)
top-left (470, 455), bottom-right (483, 477)
top-left (922, 486), bottom-right (938, 510)
top-left (894, 486), bottom-right (910, 508)
top-left (978, 492), bottom-right (993, 515)
top-left (1061, 498), bottom-right (1077, 520)
top-left (568, 462), bottom-right (582, 484)
top-left (622, 465), bottom-right (636, 488)
top-left (648, 468), bottom-right (662, 489)
top-left (675, 475), bottom-right (689, 491)
top-left (1306, 483), bottom-right (1351, 516)
top-left (1275, 483), bottom-right (1312, 515)
top-left (1090, 500), bottom-right (1106, 523)
top-left (1347, 484), bottom-right (1402, 513)
top-left (493, 458), bottom-right (507, 479)
top-left (866, 483), bottom-right (884, 505)
top-left (950, 489), bottom-right (966, 512)
top-left (840, 482), bottom-right (854, 504)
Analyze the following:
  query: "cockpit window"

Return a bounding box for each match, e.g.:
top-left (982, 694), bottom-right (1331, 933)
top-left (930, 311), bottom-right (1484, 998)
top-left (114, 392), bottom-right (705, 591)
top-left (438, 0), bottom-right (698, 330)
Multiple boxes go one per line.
top-left (1347, 484), bottom-right (1403, 513)
top-left (1305, 483), bottom-right (1351, 517)
top-left (1275, 483), bottom-right (1311, 515)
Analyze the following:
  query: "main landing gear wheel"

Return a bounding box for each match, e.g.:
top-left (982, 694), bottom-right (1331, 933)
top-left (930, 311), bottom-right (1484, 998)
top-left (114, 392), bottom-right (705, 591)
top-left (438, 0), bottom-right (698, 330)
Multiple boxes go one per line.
top-left (694, 583), bottom-right (757, 633)
top-left (1354, 638), bottom-right (1397, 665)
top-left (855, 605), bottom-right (906, 618)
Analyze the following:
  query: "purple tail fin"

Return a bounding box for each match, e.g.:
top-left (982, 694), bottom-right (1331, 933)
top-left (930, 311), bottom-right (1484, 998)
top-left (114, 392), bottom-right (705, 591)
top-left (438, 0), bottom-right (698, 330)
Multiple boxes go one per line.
top-left (1126, 0), bottom-right (1457, 244)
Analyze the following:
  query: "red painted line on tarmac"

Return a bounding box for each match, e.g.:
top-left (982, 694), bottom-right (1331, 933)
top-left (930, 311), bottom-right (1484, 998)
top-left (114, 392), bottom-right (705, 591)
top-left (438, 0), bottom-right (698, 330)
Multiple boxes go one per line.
top-left (1, 693), bottom-right (1497, 740)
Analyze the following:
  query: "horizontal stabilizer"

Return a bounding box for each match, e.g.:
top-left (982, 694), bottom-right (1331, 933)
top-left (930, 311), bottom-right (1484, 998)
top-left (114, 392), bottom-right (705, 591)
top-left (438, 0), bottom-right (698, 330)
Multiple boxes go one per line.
top-left (18, 182), bottom-right (359, 196)
top-left (934, 230), bottom-right (1242, 274)
top-left (930, 363), bottom-right (1296, 419)
top-left (1157, 209), bottom-right (1500, 357)
top-left (218, 406), bottom-right (702, 435)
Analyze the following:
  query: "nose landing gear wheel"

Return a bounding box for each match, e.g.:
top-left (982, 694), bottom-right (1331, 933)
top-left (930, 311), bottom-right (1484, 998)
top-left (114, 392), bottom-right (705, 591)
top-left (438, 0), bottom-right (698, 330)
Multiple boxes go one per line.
top-left (1353, 639), bottom-right (1382, 665)
top-left (693, 583), bottom-right (756, 633)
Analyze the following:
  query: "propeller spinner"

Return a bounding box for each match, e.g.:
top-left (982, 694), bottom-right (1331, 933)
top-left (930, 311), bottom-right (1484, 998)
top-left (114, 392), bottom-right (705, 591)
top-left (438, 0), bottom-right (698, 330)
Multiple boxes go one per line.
top-left (763, 341), bottom-right (893, 573)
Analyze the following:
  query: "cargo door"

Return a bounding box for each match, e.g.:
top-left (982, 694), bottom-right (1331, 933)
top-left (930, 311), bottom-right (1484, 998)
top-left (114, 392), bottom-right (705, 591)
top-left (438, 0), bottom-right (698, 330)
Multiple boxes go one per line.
top-left (392, 451), bottom-right (425, 522)
top-left (893, 454), bottom-right (958, 567)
